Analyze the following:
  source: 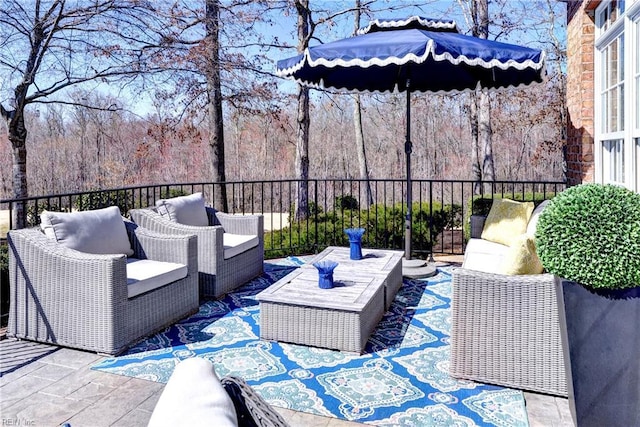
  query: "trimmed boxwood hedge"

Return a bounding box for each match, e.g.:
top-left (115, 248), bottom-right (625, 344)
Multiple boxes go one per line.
top-left (535, 183), bottom-right (640, 290)
top-left (265, 201), bottom-right (461, 259)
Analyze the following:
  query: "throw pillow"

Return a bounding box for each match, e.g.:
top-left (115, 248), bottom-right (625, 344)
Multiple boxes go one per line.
top-left (526, 199), bottom-right (551, 236)
top-left (155, 192), bottom-right (209, 226)
top-left (500, 233), bottom-right (544, 275)
top-left (481, 198), bottom-right (534, 247)
top-left (40, 206), bottom-right (134, 256)
top-left (148, 358), bottom-right (238, 427)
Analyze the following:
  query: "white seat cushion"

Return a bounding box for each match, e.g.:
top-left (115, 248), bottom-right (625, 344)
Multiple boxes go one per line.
top-left (148, 357), bottom-right (238, 427)
top-left (462, 238), bottom-right (509, 274)
top-left (40, 206), bottom-right (133, 256)
top-left (223, 233), bottom-right (259, 259)
top-left (126, 258), bottom-right (188, 298)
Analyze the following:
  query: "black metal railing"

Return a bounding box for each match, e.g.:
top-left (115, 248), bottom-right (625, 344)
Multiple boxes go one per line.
top-left (0, 178), bottom-right (565, 327)
top-left (1, 178), bottom-right (565, 258)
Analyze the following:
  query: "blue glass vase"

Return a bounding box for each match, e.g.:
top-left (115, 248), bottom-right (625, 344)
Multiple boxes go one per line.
top-left (313, 260), bottom-right (339, 289)
top-left (344, 228), bottom-right (365, 260)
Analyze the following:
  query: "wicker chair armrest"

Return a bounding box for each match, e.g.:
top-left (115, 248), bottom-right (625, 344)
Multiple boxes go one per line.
top-left (469, 215), bottom-right (487, 239)
top-left (130, 208), bottom-right (224, 248)
top-left (130, 208), bottom-right (224, 234)
top-left (221, 376), bottom-right (290, 427)
top-left (453, 266), bottom-right (555, 285)
top-left (8, 227), bottom-right (129, 301)
top-left (125, 221), bottom-right (197, 270)
top-left (214, 211), bottom-right (264, 238)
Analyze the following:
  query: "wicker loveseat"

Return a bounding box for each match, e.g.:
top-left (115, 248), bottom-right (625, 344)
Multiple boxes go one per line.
top-left (449, 203), bottom-right (567, 397)
top-left (129, 193), bottom-right (264, 299)
top-left (7, 214), bottom-right (199, 355)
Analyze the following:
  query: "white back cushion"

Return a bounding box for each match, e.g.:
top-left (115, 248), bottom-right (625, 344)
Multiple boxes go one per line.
top-left (156, 192), bottom-right (209, 226)
top-left (462, 238), bottom-right (509, 274)
top-left (40, 206), bottom-right (133, 256)
top-left (526, 199), bottom-right (551, 236)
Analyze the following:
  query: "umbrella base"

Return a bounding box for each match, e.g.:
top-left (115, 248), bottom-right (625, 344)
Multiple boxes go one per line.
top-left (402, 258), bottom-right (438, 279)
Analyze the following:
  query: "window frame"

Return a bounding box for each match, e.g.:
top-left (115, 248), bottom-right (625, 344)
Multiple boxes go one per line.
top-left (594, 0), bottom-right (640, 191)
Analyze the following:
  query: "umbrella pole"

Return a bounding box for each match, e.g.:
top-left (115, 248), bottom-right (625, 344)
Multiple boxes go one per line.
top-left (401, 83), bottom-right (436, 279)
top-left (405, 86), bottom-right (412, 261)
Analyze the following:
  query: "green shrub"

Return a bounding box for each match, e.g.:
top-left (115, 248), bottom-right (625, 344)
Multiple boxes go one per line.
top-left (287, 201), bottom-right (324, 223)
top-left (535, 183), bottom-right (640, 290)
top-left (335, 195), bottom-right (359, 210)
top-left (75, 190), bottom-right (134, 214)
top-left (0, 242), bottom-right (7, 277)
top-left (159, 188), bottom-right (189, 199)
top-left (265, 201), bottom-right (454, 259)
top-left (1, 242), bottom-right (8, 328)
top-left (26, 202), bottom-right (64, 227)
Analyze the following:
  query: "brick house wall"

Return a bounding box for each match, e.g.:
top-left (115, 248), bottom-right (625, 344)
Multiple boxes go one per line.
top-left (565, 0), bottom-right (599, 185)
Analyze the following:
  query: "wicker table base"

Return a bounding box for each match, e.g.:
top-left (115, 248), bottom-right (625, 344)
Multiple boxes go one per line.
top-left (257, 247), bottom-right (402, 353)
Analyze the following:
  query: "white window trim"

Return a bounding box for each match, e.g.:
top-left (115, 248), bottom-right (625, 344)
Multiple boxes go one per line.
top-left (594, 0), bottom-right (640, 191)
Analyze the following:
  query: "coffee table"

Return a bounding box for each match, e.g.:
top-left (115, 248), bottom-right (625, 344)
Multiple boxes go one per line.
top-left (306, 246), bottom-right (403, 310)
top-left (256, 247), bottom-right (403, 353)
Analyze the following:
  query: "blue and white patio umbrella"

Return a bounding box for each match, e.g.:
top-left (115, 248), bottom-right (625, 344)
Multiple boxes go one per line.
top-left (276, 16), bottom-right (545, 264)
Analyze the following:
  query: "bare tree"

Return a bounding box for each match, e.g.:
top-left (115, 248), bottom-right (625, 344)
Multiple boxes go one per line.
top-left (458, 0), bottom-right (494, 192)
top-left (352, 0), bottom-right (374, 208)
top-left (204, 0), bottom-right (228, 210)
top-left (142, 1), bottom-right (287, 211)
top-left (0, 0), bottom-right (168, 227)
top-left (476, 0), bottom-right (495, 183)
top-left (294, 0), bottom-right (311, 220)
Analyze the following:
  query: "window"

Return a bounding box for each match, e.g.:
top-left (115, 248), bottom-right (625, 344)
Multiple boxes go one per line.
top-left (603, 139), bottom-right (625, 183)
top-left (601, 35), bottom-right (624, 134)
top-left (598, 1), bottom-right (625, 32)
top-left (595, 0), bottom-right (640, 191)
top-left (636, 17), bottom-right (640, 130)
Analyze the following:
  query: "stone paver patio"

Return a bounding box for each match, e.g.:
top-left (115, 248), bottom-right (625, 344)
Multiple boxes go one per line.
top-left (0, 332), bottom-right (574, 427)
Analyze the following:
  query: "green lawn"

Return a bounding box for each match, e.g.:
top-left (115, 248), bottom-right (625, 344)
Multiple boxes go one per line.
top-left (1, 210), bottom-right (8, 238)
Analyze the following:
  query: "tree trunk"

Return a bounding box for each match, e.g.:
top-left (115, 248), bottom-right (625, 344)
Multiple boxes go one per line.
top-left (1, 6), bottom-right (38, 229)
top-left (352, 2), bottom-right (374, 208)
top-left (295, 86), bottom-right (310, 220)
top-left (294, 0), bottom-right (310, 220)
top-left (479, 92), bottom-right (494, 181)
top-left (205, 0), bottom-right (228, 211)
top-left (5, 109), bottom-right (28, 229)
top-left (469, 93), bottom-right (482, 194)
top-left (476, 0), bottom-right (494, 183)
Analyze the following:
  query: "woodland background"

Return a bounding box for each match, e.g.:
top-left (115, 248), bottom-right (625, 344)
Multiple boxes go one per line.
top-left (0, 0), bottom-right (566, 203)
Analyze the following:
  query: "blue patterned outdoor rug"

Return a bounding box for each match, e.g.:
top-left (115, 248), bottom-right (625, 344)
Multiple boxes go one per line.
top-left (93, 257), bottom-right (528, 426)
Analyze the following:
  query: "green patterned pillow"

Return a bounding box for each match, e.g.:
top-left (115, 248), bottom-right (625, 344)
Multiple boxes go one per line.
top-left (500, 233), bottom-right (544, 275)
top-left (481, 199), bottom-right (534, 247)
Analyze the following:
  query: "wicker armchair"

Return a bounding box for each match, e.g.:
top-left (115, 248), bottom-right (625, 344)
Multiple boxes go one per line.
top-left (7, 222), bottom-right (199, 355)
top-left (129, 207), bottom-right (264, 299)
top-left (449, 215), bottom-right (567, 396)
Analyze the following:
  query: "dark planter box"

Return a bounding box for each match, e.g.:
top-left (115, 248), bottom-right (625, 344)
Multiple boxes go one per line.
top-left (555, 277), bottom-right (640, 427)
